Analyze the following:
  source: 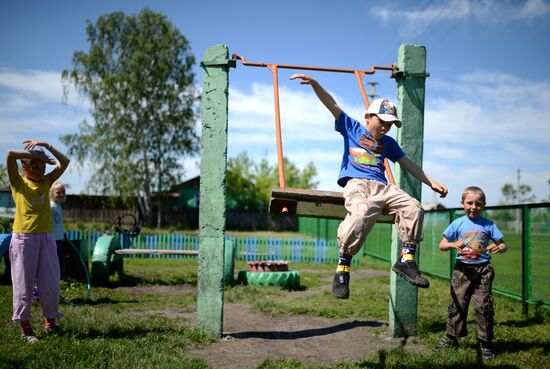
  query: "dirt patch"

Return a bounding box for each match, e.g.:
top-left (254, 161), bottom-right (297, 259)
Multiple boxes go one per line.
top-left (183, 303), bottom-right (424, 369)
top-left (118, 268), bottom-right (427, 368)
top-left (115, 285), bottom-right (196, 295)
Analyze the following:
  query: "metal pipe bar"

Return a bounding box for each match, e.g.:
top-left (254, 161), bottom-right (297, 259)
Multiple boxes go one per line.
top-left (233, 53), bottom-right (398, 192)
top-left (233, 53), bottom-right (395, 75)
top-left (266, 64), bottom-right (286, 188)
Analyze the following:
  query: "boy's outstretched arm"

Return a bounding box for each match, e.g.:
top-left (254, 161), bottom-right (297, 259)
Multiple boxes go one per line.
top-left (397, 156), bottom-right (448, 198)
top-left (290, 74), bottom-right (342, 120)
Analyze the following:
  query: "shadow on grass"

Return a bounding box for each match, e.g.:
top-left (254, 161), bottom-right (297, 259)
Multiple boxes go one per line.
top-left (106, 273), bottom-right (198, 288)
top-left (88, 297), bottom-right (140, 305)
top-left (498, 312), bottom-right (547, 328)
top-left (76, 325), bottom-right (176, 340)
top-left (227, 319), bottom-right (384, 340)
top-left (355, 348), bottom-right (522, 369)
top-left (490, 338), bottom-right (550, 355)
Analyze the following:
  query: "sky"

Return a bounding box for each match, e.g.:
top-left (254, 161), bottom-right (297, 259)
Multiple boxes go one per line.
top-left (1, 0), bottom-right (549, 208)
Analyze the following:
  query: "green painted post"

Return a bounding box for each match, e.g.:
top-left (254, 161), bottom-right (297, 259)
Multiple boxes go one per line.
top-left (389, 44), bottom-right (428, 337)
top-left (197, 45), bottom-right (232, 337)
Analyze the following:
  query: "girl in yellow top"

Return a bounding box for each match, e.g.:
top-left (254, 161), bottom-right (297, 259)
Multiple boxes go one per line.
top-left (7, 140), bottom-right (70, 342)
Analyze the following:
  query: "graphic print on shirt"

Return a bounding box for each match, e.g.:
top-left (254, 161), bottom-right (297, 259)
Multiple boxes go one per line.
top-left (31, 192), bottom-right (46, 209)
top-left (458, 230), bottom-right (488, 261)
top-left (350, 135), bottom-right (384, 168)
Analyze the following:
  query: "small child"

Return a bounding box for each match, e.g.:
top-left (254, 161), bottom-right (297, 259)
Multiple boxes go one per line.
top-left (291, 74), bottom-right (448, 299)
top-left (7, 140), bottom-right (70, 342)
top-left (50, 182), bottom-right (67, 274)
top-left (434, 186), bottom-right (507, 360)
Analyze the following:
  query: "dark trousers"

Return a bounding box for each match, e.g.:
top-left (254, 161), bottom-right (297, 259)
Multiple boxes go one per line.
top-left (446, 261), bottom-right (495, 342)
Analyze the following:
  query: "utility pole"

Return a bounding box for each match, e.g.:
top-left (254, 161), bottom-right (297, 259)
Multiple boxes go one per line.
top-left (516, 168), bottom-right (521, 232)
top-left (517, 168), bottom-right (521, 203)
top-left (368, 81), bottom-right (378, 101)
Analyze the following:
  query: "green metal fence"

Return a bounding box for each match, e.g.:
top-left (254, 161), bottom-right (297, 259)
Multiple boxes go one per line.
top-left (299, 203), bottom-right (550, 310)
top-left (37, 202), bottom-right (547, 311)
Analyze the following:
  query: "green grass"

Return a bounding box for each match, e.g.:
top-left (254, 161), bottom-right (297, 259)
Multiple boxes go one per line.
top-left (1, 257), bottom-right (548, 369)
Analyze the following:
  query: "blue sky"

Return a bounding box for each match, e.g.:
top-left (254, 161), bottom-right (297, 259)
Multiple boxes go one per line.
top-left (1, 0), bottom-right (549, 207)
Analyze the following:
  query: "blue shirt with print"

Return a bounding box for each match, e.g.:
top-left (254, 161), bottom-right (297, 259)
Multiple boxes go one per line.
top-left (443, 215), bottom-right (504, 265)
top-left (335, 111), bottom-right (404, 188)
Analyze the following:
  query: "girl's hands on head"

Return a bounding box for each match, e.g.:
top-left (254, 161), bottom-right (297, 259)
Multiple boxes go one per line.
top-left (23, 140), bottom-right (56, 165)
top-left (23, 140), bottom-right (48, 151)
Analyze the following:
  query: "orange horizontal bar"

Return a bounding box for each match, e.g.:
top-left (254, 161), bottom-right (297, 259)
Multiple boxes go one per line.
top-left (232, 53), bottom-right (396, 76)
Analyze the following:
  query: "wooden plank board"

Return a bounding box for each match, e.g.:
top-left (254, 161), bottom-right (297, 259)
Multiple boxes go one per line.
top-left (114, 249), bottom-right (198, 255)
top-left (269, 187), bottom-right (395, 223)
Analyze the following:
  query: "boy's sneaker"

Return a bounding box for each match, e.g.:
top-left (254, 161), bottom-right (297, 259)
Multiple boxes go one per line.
top-left (21, 330), bottom-right (39, 343)
top-left (332, 271), bottom-right (350, 299)
top-left (479, 341), bottom-right (495, 360)
top-left (45, 325), bottom-right (64, 336)
top-left (433, 335), bottom-right (459, 351)
top-left (392, 260), bottom-right (430, 288)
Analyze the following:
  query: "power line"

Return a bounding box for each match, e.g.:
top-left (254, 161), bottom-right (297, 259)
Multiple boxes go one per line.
top-left (381, 0), bottom-right (435, 62)
top-left (417, 0), bottom-right (464, 47)
top-left (427, 2), bottom-right (470, 51)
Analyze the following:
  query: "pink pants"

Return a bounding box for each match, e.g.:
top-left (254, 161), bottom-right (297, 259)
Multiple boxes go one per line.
top-left (10, 232), bottom-right (62, 322)
top-left (337, 179), bottom-right (424, 256)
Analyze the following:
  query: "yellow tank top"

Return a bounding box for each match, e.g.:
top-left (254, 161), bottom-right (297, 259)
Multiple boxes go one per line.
top-left (11, 175), bottom-right (52, 233)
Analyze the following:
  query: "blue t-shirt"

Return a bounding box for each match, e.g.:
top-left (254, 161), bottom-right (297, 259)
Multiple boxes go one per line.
top-left (50, 202), bottom-right (64, 241)
top-left (335, 111), bottom-right (405, 187)
top-left (442, 215), bottom-right (504, 265)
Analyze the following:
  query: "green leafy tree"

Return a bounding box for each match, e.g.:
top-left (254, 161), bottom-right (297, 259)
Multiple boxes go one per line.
top-left (227, 153), bottom-right (263, 210)
top-left (500, 183), bottom-right (535, 204)
top-left (61, 9), bottom-right (198, 227)
top-left (0, 164), bottom-right (7, 187)
top-left (227, 152), bottom-right (318, 210)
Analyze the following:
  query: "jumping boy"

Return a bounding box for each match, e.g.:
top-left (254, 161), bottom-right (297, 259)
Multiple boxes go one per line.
top-left (434, 186), bottom-right (507, 360)
top-left (290, 74), bottom-right (448, 299)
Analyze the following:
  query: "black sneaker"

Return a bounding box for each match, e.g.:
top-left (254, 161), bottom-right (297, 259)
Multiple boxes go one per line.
top-left (332, 271), bottom-right (350, 299)
top-left (433, 335), bottom-right (459, 351)
top-left (392, 260), bottom-right (430, 288)
top-left (479, 341), bottom-right (495, 360)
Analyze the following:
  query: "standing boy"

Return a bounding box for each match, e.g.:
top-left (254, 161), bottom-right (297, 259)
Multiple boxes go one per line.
top-left (434, 186), bottom-right (507, 360)
top-left (290, 74), bottom-right (448, 299)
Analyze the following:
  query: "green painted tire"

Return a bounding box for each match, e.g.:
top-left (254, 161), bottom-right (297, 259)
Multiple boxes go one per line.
top-left (91, 235), bottom-right (123, 286)
top-left (237, 270), bottom-right (300, 289)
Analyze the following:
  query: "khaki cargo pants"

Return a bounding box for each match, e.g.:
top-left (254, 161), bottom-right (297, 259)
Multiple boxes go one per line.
top-left (446, 261), bottom-right (495, 342)
top-left (337, 178), bottom-right (423, 256)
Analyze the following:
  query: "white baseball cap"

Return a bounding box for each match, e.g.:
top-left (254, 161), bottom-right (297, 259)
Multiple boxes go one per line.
top-left (367, 99), bottom-right (402, 128)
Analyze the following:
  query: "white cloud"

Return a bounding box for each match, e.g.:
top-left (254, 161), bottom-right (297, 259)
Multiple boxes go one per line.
top-left (0, 69), bottom-right (63, 101)
top-left (425, 71), bottom-right (550, 145)
top-left (372, 0), bottom-right (550, 37)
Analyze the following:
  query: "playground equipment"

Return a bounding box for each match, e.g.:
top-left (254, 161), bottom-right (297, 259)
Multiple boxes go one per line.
top-left (0, 233), bottom-right (11, 284)
top-left (232, 53), bottom-right (396, 222)
top-left (61, 237), bottom-right (92, 304)
top-left (237, 260), bottom-right (300, 289)
top-left (91, 214), bottom-right (138, 286)
top-left (92, 214), bottom-right (236, 286)
top-left (198, 44), bottom-right (429, 338)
